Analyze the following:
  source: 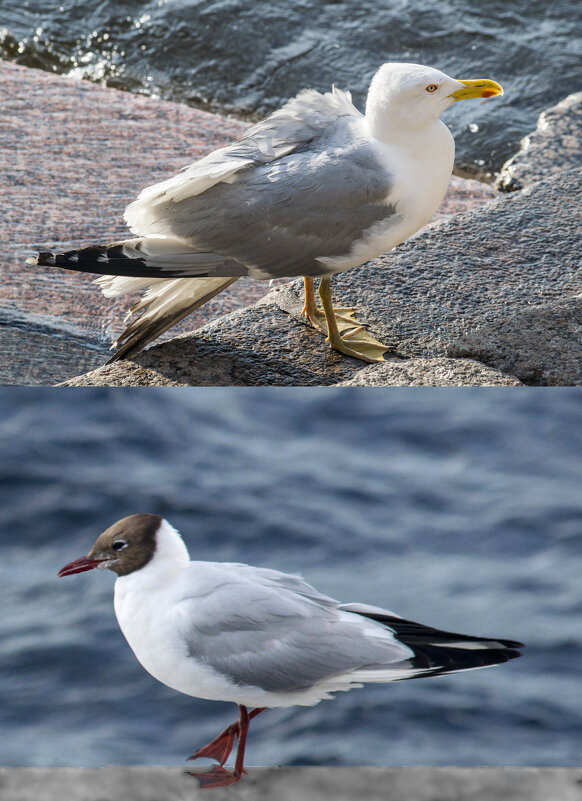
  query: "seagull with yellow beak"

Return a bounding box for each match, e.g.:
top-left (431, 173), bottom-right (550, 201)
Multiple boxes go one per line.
top-left (29, 63), bottom-right (503, 363)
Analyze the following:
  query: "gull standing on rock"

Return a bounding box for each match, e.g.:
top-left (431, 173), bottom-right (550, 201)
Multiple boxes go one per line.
top-left (30, 63), bottom-right (503, 364)
top-left (58, 514), bottom-right (523, 788)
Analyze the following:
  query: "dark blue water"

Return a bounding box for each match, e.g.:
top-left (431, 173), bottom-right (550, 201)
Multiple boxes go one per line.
top-left (1, 388), bottom-right (581, 768)
top-left (2, 0), bottom-right (581, 176)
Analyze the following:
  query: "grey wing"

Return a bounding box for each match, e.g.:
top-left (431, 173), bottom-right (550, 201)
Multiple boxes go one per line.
top-left (170, 131), bottom-right (397, 279)
top-left (179, 566), bottom-right (410, 693)
top-left (125, 92), bottom-right (397, 280)
top-left (126, 87), bottom-right (361, 235)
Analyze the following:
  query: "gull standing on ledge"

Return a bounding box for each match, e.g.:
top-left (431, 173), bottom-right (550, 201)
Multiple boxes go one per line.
top-left (30, 63), bottom-right (503, 364)
top-left (58, 514), bottom-right (523, 788)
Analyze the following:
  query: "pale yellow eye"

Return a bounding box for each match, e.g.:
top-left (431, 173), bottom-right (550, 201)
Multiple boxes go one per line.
top-left (425, 84), bottom-right (439, 93)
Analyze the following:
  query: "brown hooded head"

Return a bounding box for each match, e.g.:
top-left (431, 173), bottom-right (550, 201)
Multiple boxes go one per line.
top-left (58, 513), bottom-right (163, 578)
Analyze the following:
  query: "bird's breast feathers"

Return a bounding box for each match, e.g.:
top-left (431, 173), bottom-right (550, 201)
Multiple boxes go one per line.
top-left (317, 122), bottom-right (454, 273)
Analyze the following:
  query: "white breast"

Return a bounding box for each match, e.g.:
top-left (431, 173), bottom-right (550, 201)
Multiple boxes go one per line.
top-left (113, 572), bottom-right (335, 709)
top-left (113, 570), bottom-right (231, 701)
top-left (317, 119), bottom-right (454, 274)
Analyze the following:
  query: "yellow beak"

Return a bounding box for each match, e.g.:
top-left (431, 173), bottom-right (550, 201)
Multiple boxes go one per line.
top-left (449, 79), bottom-right (504, 101)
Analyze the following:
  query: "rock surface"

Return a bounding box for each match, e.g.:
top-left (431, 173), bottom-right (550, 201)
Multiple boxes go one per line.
top-left (2, 60), bottom-right (497, 385)
top-left (449, 298), bottom-right (582, 387)
top-left (63, 167), bottom-right (582, 387)
top-left (1, 767), bottom-right (581, 801)
top-left (61, 304), bottom-right (363, 387)
top-left (496, 92), bottom-right (582, 192)
top-left (336, 359), bottom-right (523, 387)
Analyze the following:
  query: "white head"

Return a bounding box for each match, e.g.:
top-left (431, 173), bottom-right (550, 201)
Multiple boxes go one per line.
top-left (365, 62), bottom-right (503, 141)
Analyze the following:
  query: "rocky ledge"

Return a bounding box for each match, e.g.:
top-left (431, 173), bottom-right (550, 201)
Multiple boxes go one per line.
top-left (496, 92), bottom-right (582, 192)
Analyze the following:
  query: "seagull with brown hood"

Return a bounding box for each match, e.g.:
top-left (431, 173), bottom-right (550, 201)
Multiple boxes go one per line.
top-left (58, 513), bottom-right (523, 789)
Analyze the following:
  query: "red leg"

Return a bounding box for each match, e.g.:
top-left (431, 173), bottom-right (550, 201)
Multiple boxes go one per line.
top-left (232, 703), bottom-right (250, 778)
top-left (187, 706), bottom-right (265, 788)
top-left (188, 707), bottom-right (265, 765)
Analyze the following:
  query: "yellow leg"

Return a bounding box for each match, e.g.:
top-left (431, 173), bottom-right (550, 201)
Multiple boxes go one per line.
top-left (318, 277), bottom-right (389, 363)
top-left (301, 277), bottom-right (359, 334)
top-left (301, 277), bottom-right (324, 331)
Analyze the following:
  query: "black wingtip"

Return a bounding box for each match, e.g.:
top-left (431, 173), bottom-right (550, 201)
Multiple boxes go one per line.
top-left (34, 251), bottom-right (57, 267)
top-left (28, 243), bottom-right (150, 276)
top-left (354, 609), bottom-right (524, 676)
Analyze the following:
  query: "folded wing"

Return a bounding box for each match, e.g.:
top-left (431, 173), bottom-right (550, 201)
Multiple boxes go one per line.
top-left (175, 565), bottom-right (523, 697)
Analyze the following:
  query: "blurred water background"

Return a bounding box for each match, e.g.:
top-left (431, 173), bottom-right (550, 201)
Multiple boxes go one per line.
top-left (0, 388), bottom-right (580, 768)
top-left (2, 0), bottom-right (581, 176)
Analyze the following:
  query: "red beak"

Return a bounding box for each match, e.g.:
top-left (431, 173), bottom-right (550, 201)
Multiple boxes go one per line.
top-left (58, 556), bottom-right (105, 577)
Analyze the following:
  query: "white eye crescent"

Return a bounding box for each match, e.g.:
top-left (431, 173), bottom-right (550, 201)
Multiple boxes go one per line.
top-left (113, 540), bottom-right (128, 551)
top-left (425, 84), bottom-right (439, 93)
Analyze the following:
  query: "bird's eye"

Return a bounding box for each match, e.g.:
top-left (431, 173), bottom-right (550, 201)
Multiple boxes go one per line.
top-left (112, 540), bottom-right (128, 551)
top-left (425, 84), bottom-right (438, 93)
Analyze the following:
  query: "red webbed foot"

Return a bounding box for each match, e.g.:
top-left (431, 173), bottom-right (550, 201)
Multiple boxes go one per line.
top-left (186, 764), bottom-right (245, 789)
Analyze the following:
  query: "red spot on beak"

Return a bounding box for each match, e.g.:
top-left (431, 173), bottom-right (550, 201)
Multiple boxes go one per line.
top-left (58, 556), bottom-right (104, 577)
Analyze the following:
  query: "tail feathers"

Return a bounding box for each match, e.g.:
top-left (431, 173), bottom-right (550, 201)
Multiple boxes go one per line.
top-left (28, 237), bottom-right (245, 360)
top-left (29, 238), bottom-right (248, 279)
top-left (344, 605), bottom-right (524, 679)
top-left (405, 637), bottom-right (523, 678)
top-left (30, 240), bottom-right (148, 275)
top-left (104, 275), bottom-right (238, 362)
top-left (95, 274), bottom-right (167, 299)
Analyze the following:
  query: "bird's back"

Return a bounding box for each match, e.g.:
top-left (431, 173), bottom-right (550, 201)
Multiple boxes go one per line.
top-left (125, 112), bottom-right (398, 280)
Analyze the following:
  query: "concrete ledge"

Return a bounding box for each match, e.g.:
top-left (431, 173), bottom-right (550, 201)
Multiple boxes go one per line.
top-left (1, 767), bottom-right (581, 801)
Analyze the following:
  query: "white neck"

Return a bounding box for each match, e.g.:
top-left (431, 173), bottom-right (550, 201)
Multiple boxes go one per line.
top-left (116, 519), bottom-right (189, 591)
top-left (365, 94), bottom-right (439, 148)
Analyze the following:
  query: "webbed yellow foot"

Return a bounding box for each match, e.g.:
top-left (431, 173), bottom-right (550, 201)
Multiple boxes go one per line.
top-left (303, 303), bottom-right (361, 335)
top-left (326, 324), bottom-right (390, 363)
top-left (317, 276), bottom-right (390, 363)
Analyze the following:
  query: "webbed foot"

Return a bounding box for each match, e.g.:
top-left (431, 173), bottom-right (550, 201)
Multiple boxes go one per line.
top-left (186, 764), bottom-right (245, 788)
top-left (308, 276), bottom-right (390, 363)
